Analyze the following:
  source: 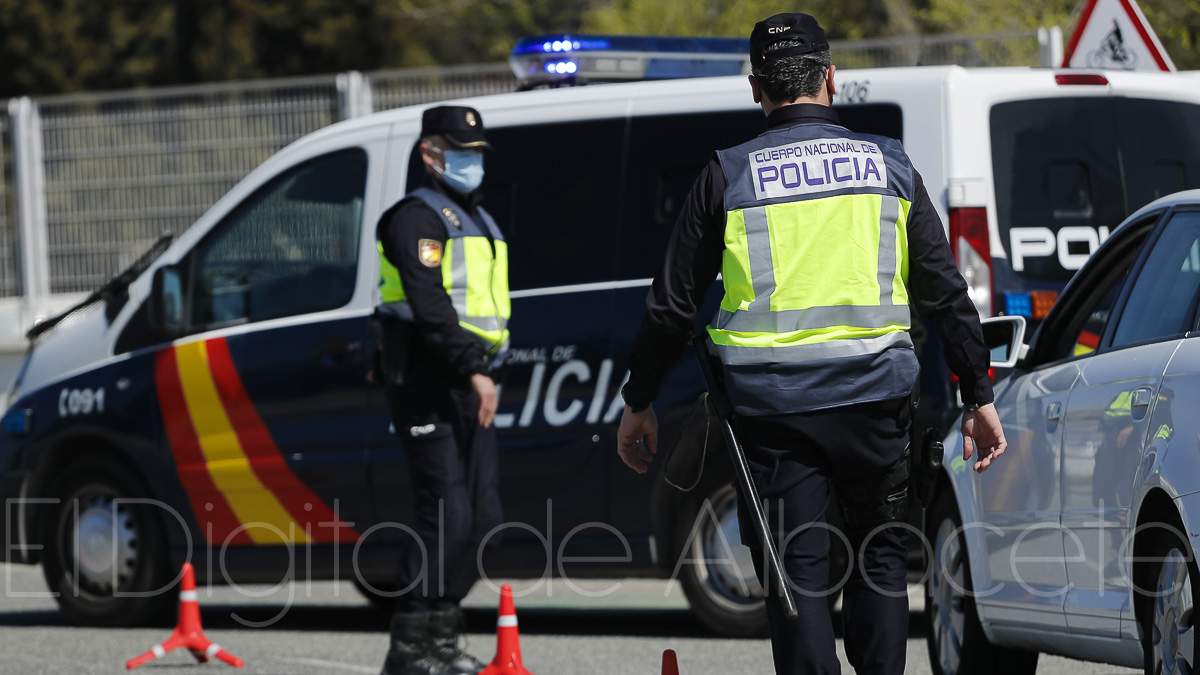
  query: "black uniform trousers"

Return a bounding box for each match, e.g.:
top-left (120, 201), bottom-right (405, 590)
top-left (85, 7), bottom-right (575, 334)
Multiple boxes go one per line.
top-left (735, 397), bottom-right (911, 675)
top-left (384, 375), bottom-right (503, 612)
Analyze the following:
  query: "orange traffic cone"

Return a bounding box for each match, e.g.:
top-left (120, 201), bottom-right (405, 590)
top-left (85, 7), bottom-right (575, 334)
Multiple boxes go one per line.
top-left (661, 649), bottom-right (679, 675)
top-left (125, 563), bottom-right (244, 670)
top-left (479, 584), bottom-right (534, 675)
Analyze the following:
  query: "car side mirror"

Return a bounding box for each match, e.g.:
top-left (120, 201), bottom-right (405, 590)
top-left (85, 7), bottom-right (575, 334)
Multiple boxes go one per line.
top-left (148, 265), bottom-right (185, 337)
top-left (980, 316), bottom-right (1027, 369)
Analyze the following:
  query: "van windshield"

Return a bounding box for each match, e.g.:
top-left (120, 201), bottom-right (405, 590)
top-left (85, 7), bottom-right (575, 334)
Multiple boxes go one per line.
top-left (991, 97), bottom-right (1200, 283)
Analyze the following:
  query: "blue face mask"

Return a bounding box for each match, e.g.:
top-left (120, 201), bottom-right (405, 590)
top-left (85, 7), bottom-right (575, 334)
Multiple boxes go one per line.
top-left (436, 148), bottom-right (485, 194)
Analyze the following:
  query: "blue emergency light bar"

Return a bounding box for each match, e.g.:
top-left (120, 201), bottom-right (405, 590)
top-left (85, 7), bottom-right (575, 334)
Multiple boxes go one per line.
top-left (510, 34), bottom-right (750, 86)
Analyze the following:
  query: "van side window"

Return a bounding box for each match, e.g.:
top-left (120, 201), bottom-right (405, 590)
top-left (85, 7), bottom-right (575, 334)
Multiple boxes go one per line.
top-left (191, 149), bottom-right (367, 328)
top-left (479, 120), bottom-right (625, 291)
top-left (618, 105), bottom-right (903, 281)
top-left (620, 111), bottom-right (764, 280)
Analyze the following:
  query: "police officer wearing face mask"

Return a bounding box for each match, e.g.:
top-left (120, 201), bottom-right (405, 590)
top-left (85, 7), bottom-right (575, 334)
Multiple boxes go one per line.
top-left (616, 13), bottom-right (1006, 675)
top-left (375, 105), bottom-right (509, 675)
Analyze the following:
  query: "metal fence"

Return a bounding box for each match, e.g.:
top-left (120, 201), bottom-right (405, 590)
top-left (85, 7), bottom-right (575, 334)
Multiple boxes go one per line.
top-left (36, 77), bottom-right (342, 294)
top-left (5, 30), bottom-right (1044, 300)
top-left (832, 30), bottom-right (1042, 69)
top-left (369, 63), bottom-right (518, 112)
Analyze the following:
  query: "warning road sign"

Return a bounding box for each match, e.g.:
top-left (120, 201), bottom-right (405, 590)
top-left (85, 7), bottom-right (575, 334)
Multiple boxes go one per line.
top-left (1062, 0), bottom-right (1176, 72)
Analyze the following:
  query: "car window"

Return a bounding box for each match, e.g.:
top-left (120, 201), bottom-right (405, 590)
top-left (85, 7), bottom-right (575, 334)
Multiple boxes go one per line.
top-left (1040, 214), bottom-right (1156, 363)
top-left (190, 149), bottom-right (366, 328)
top-left (479, 119), bottom-right (625, 291)
top-left (1110, 210), bottom-right (1200, 347)
top-left (991, 98), bottom-right (1126, 282)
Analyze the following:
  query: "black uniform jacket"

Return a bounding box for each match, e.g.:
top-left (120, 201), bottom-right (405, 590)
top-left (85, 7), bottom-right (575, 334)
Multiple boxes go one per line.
top-left (622, 103), bottom-right (995, 412)
top-left (376, 177), bottom-right (492, 384)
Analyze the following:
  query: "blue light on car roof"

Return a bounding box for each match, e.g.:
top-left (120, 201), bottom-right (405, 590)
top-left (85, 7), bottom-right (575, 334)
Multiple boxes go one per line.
top-left (513, 34), bottom-right (747, 55)
top-left (511, 33), bottom-right (750, 86)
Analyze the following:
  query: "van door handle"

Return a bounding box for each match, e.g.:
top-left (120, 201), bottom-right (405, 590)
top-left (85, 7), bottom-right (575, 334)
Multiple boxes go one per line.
top-left (1132, 387), bottom-right (1153, 409)
top-left (1046, 402), bottom-right (1062, 422)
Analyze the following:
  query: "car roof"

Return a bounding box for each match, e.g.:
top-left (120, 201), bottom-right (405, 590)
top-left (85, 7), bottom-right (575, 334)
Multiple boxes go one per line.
top-left (1126, 189), bottom-right (1200, 223)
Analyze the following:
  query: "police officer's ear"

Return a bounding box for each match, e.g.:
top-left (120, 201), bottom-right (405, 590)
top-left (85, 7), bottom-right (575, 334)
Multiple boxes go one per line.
top-left (418, 136), bottom-right (445, 174)
top-left (748, 74), bottom-right (763, 105)
top-left (824, 64), bottom-right (837, 101)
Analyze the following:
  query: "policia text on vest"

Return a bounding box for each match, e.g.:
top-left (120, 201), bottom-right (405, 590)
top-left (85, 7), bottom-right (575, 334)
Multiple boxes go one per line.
top-left (616, 12), bottom-right (1008, 675)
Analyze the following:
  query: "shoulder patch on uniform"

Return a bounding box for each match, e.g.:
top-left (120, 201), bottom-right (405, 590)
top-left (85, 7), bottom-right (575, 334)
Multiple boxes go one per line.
top-left (441, 207), bottom-right (462, 228)
top-left (418, 239), bottom-right (442, 267)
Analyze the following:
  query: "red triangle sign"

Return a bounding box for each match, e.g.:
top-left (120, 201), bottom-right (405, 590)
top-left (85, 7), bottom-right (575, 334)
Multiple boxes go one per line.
top-left (1062, 0), bottom-right (1175, 71)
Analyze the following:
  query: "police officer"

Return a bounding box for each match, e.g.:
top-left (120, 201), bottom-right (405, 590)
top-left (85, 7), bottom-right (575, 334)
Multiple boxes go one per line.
top-left (376, 105), bottom-right (509, 675)
top-left (616, 14), bottom-right (1007, 675)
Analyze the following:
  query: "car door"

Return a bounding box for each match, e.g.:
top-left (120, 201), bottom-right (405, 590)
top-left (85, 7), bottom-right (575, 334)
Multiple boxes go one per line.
top-left (158, 147), bottom-right (378, 557)
top-left (973, 217), bottom-right (1152, 631)
top-left (1059, 209), bottom-right (1196, 636)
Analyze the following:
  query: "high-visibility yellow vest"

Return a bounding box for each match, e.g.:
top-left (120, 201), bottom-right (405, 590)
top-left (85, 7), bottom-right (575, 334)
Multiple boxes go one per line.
top-left (377, 187), bottom-right (510, 353)
top-left (710, 127), bottom-right (920, 414)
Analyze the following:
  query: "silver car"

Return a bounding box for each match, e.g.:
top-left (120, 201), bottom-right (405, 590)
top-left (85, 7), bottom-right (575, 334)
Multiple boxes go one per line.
top-left (926, 189), bottom-right (1200, 675)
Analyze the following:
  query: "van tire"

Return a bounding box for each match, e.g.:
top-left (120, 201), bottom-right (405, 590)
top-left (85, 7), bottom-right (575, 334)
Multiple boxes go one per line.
top-left (675, 482), bottom-right (770, 638)
top-left (40, 458), bottom-right (176, 627)
top-left (924, 489), bottom-right (1037, 675)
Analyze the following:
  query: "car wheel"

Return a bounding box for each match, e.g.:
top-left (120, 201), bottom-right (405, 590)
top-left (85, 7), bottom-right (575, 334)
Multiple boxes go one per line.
top-left (1143, 529), bottom-right (1197, 675)
top-left (40, 458), bottom-right (176, 626)
top-left (925, 489), bottom-right (1037, 675)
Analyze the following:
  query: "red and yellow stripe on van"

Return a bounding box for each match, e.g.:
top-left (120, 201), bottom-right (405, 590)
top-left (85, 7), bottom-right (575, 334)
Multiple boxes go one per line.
top-left (155, 337), bottom-right (360, 545)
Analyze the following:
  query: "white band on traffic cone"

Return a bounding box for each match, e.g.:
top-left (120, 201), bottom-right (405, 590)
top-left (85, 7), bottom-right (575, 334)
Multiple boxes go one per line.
top-left (151, 644), bottom-right (166, 658)
top-left (180, 590), bottom-right (198, 602)
top-left (497, 615), bottom-right (518, 628)
top-left (206, 643), bottom-right (221, 658)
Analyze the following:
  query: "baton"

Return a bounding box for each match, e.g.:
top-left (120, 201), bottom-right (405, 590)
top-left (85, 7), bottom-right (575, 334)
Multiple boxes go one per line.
top-left (691, 334), bottom-right (798, 620)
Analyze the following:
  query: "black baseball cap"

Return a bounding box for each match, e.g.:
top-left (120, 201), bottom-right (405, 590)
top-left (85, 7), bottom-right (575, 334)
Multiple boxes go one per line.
top-left (749, 13), bottom-right (830, 68)
top-left (420, 105), bottom-right (490, 149)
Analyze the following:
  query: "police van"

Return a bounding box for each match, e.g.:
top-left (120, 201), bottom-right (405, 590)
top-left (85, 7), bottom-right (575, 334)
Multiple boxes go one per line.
top-left (3, 36), bottom-right (1200, 638)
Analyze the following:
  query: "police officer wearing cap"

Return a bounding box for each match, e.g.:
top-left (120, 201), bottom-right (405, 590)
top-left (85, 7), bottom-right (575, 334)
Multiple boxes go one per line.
top-left (376, 105), bottom-right (508, 675)
top-left (616, 13), bottom-right (1007, 675)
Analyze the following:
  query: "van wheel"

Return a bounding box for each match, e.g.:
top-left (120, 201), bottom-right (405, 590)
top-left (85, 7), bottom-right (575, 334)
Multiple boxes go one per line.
top-left (1142, 528), bottom-right (1197, 675)
top-left (925, 489), bottom-right (1037, 675)
top-left (40, 459), bottom-right (176, 626)
top-left (675, 482), bottom-right (769, 638)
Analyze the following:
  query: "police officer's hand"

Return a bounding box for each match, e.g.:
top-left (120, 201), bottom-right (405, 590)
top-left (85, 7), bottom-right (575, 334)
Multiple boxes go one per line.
top-left (617, 405), bottom-right (659, 474)
top-left (471, 373), bottom-right (498, 428)
top-left (961, 402), bottom-right (1006, 473)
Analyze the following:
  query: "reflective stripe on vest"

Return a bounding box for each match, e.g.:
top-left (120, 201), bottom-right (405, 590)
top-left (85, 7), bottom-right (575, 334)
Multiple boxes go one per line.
top-left (708, 124), bottom-right (920, 413)
top-left (377, 187), bottom-right (510, 352)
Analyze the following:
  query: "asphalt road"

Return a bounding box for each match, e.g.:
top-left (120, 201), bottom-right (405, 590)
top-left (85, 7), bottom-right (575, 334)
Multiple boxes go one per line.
top-left (0, 563), bottom-right (1138, 674)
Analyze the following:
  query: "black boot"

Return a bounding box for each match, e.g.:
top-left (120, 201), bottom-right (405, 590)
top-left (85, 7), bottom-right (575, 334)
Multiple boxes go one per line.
top-left (381, 612), bottom-right (452, 675)
top-left (429, 609), bottom-right (487, 675)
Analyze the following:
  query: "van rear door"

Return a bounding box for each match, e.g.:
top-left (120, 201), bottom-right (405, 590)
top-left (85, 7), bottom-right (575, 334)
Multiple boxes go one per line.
top-left (989, 96), bottom-right (1200, 314)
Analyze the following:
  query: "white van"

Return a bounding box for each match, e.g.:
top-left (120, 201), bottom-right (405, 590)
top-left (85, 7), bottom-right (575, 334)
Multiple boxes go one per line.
top-left (2, 64), bottom-right (1198, 636)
